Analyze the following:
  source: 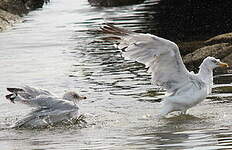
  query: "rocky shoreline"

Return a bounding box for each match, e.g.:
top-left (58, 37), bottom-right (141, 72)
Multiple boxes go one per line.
top-left (181, 33), bottom-right (232, 72)
top-left (0, 0), bottom-right (48, 31)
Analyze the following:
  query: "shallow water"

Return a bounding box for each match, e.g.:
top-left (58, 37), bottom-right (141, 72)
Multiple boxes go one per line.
top-left (0, 0), bottom-right (232, 149)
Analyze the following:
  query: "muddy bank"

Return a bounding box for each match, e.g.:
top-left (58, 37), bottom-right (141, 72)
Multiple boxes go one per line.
top-left (0, 0), bottom-right (49, 31)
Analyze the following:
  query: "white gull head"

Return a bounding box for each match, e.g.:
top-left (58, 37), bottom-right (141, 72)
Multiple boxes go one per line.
top-left (63, 91), bottom-right (87, 105)
top-left (199, 56), bottom-right (229, 70)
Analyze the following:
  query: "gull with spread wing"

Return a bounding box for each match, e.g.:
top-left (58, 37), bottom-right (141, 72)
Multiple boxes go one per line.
top-left (100, 23), bottom-right (229, 117)
top-left (5, 85), bottom-right (86, 128)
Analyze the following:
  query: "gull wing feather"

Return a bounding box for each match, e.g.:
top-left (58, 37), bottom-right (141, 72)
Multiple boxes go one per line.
top-left (7, 85), bottom-right (53, 100)
top-left (20, 95), bottom-right (76, 110)
top-left (101, 24), bottom-right (191, 93)
top-left (6, 86), bottom-right (76, 108)
top-left (13, 108), bottom-right (77, 128)
top-left (12, 108), bottom-right (51, 128)
top-left (21, 85), bottom-right (53, 98)
top-left (6, 86), bottom-right (75, 109)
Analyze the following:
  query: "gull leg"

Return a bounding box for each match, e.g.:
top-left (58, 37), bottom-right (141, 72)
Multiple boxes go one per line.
top-left (158, 102), bottom-right (173, 117)
top-left (180, 109), bottom-right (187, 115)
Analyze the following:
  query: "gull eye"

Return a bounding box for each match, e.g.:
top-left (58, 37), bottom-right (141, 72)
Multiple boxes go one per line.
top-left (212, 59), bottom-right (217, 63)
top-left (73, 94), bottom-right (79, 98)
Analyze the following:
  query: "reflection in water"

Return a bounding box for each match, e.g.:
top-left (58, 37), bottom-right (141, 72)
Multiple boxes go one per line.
top-left (217, 132), bottom-right (232, 148)
top-left (214, 74), bottom-right (232, 85)
top-left (124, 116), bottom-right (232, 149)
top-left (124, 115), bottom-right (232, 149)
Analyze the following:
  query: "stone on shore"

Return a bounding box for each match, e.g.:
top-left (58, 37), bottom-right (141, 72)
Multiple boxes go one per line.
top-left (223, 53), bottom-right (232, 65)
top-left (0, 0), bottom-right (28, 16)
top-left (178, 41), bottom-right (205, 56)
top-left (0, 0), bottom-right (48, 31)
top-left (0, 9), bottom-right (20, 31)
top-left (183, 43), bottom-right (232, 71)
top-left (205, 32), bottom-right (232, 45)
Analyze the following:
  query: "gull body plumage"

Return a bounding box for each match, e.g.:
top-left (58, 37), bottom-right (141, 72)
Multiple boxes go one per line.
top-left (101, 24), bottom-right (229, 117)
top-left (5, 86), bottom-right (86, 128)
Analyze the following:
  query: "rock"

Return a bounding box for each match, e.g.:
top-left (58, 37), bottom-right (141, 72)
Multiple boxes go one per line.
top-left (183, 43), bottom-right (232, 71)
top-left (0, 0), bottom-right (28, 16)
top-left (205, 32), bottom-right (232, 45)
top-left (0, 0), bottom-right (48, 31)
top-left (88, 0), bottom-right (145, 7)
top-left (178, 41), bottom-right (205, 56)
top-left (0, 9), bottom-right (20, 31)
top-left (222, 53), bottom-right (232, 65)
top-left (25, 0), bottom-right (50, 11)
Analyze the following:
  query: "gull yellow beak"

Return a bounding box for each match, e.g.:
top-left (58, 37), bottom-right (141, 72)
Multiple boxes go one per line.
top-left (219, 62), bottom-right (229, 68)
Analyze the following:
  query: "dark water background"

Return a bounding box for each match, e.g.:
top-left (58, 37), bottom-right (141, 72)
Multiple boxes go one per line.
top-left (118, 0), bottom-right (232, 42)
top-left (148, 0), bottom-right (232, 41)
top-left (0, 0), bottom-right (232, 149)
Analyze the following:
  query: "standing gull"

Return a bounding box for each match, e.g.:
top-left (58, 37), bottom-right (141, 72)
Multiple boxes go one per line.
top-left (100, 23), bottom-right (229, 117)
top-left (5, 86), bottom-right (86, 128)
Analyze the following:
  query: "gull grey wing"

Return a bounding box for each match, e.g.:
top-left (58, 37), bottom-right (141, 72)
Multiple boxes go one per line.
top-left (21, 95), bottom-right (63, 108)
top-left (6, 85), bottom-right (55, 104)
top-left (6, 88), bottom-right (77, 109)
top-left (13, 108), bottom-right (78, 128)
top-left (21, 85), bottom-right (53, 98)
top-left (21, 95), bottom-right (77, 110)
top-left (6, 85), bottom-right (53, 101)
top-left (101, 24), bottom-right (191, 93)
top-left (12, 108), bottom-right (51, 128)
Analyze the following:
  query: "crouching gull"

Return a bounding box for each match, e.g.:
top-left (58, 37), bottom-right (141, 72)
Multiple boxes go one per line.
top-left (5, 86), bottom-right (86, 128)
top-left (100, 23), bottom-right (229, 117)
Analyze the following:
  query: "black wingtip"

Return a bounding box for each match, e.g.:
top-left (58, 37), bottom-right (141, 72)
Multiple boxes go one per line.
top-left (100, 23), bottom-right (131, 36)
top-left (5, 94), bottom-right (12, 99)
top-left (7, 88), bottom-right (24, 93)
top-left (5, 94), bottom-right (15, 103)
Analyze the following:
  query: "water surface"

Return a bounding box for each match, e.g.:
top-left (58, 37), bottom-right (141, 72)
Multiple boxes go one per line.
top-left (0, 0), bottom-right (232, 149)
